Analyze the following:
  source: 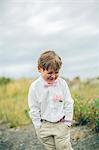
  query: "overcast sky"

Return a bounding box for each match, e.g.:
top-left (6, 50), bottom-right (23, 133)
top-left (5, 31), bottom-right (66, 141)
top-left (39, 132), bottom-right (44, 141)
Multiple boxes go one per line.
top-left (0, 0), bottom-right (99, 79)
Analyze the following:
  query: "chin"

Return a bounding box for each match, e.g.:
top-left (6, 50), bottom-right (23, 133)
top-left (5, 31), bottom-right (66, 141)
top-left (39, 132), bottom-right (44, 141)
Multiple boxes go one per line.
top-left (47, 80), bottom-right (55, 84)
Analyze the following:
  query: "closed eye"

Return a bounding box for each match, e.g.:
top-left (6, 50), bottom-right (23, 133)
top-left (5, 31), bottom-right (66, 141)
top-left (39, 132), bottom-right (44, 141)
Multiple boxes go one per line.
top-left (55, 72), bottom-right (59, 74)
top-left (47, 71), bottom-right (59, 74)
top-left (48, 72), bottom-right (53, 74)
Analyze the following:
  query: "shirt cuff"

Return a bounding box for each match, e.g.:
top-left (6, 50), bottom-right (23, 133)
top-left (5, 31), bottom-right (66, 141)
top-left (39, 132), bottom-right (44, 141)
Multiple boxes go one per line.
top-left (64, 120), bottom-right (72, 126)
top-left (32, 120), bottom-right (42, 129)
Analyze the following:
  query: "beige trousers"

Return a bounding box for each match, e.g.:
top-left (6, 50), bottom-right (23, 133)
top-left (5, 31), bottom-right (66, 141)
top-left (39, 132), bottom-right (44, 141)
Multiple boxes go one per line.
top-left (36, 121), bottom-right (73, 150)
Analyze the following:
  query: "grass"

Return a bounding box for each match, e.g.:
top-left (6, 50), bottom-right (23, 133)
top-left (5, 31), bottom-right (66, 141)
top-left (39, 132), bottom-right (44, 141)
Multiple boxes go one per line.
top-left (70, 78), bottom-right (99, 131)
top-left (0, 77), bottom-right (99, 131)
top-left (0, 78), bottom-right (33, 128)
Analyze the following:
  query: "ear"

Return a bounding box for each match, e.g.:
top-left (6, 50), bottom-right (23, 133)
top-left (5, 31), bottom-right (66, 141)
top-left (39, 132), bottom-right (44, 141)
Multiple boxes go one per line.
top-left (38, 65), bottom-right (42, 72)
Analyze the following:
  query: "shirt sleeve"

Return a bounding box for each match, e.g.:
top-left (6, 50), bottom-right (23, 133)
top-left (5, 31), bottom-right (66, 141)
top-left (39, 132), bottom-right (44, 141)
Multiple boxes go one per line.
top-left (63, 81), bottom-right (74, 126)
top-left (28, 85), bottom-right (41, 129)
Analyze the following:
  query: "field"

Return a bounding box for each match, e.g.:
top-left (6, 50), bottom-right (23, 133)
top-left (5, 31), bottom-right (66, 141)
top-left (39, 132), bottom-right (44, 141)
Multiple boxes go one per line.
top-left (0, 77), bottom-right (99, 132)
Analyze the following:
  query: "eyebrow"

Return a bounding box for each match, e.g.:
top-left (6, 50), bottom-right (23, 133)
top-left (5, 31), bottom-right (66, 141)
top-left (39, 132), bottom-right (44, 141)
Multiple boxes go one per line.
top-left (48, 72), bottom-right (53, 74)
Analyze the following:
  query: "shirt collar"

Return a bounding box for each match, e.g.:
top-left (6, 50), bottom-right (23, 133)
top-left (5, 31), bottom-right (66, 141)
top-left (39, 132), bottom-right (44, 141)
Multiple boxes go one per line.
top-left (40, 76), bottom-right (59, 87)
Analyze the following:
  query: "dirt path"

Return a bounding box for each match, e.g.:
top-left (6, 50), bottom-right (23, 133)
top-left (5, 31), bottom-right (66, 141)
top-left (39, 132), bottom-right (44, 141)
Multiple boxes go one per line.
top-left (0, 123), bottom-right (99, 150)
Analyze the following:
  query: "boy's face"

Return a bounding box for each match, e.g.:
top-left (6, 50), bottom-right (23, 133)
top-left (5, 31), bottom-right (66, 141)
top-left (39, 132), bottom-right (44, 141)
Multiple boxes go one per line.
top-left (39, 68), bottom-right (59, 84)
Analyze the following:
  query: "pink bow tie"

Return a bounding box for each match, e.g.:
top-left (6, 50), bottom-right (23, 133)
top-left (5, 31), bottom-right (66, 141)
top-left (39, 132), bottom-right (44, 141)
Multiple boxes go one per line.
top-left (44, 82), bottom-right (57, 88)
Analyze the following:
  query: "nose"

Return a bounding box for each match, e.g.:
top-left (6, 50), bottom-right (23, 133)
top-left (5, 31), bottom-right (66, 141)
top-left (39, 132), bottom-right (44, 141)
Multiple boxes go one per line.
top-left (51, 74), bottom-right (55, 78)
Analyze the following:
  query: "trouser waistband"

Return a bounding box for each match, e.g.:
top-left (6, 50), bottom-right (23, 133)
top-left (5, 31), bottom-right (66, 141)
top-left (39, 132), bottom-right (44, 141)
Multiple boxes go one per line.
top-left (41, 116), bottom-right (65, 123)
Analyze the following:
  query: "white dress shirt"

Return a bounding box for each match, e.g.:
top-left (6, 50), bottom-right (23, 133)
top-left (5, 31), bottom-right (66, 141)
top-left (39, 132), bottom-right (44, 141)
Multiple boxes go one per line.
top-left (28, 76), bottom-right (74, 129)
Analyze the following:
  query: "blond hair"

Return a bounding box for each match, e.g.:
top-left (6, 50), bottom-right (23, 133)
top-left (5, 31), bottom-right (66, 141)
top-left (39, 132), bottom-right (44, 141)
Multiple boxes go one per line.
top-left (38, 50), bottom-right (62, 71)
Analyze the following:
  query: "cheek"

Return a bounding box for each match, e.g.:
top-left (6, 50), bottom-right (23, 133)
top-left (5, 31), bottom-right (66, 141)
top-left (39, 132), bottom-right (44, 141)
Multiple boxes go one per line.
top-left (56, 74), bottom-right (59, 77)
top-left (55, 76), bottom-right (58, 79)
top-left (44, 74), bottom-right (49, 79)
top-left (55, 74), bottom-right (59, 79)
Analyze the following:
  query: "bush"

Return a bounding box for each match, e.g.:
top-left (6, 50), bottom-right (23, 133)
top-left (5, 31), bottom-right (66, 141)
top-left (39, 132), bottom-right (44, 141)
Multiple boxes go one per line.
top-left (91, 97), bottom-right (99, 132)
top-left (0, 77), bottom-right (11, 85)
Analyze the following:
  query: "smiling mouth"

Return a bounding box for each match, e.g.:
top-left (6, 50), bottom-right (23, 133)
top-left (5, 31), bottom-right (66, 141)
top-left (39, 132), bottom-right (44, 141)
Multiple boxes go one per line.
top-left (48, 77), bottom-right (54, 80)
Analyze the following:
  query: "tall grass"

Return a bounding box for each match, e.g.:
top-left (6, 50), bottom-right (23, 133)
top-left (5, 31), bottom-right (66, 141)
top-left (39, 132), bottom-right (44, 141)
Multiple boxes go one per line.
top-left (0, 77), bottom-right (99, 131)
top-left (0, 78), bottom-right (34, 127)
top-left (71, 79), bottom-right (99, 131)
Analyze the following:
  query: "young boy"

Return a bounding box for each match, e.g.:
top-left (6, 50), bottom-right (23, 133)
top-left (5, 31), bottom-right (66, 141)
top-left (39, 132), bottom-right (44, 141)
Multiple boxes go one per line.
top-left (28, 50), bottom-right (74, 150)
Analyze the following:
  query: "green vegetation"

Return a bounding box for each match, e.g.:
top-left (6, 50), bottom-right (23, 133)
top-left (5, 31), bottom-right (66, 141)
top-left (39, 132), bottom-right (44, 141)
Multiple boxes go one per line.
top-left (70, 78), bottom-right (99, 132)
top-left (0, 77), bottom-right (99, 132)
top-left (0, 77), bottom-right (11, 85)
top-left (0, 77), bottom-right (32, 128)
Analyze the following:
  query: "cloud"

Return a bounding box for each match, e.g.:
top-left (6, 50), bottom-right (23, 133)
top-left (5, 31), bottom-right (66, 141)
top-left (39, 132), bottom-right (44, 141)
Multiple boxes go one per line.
top-left (0, 62), bottom-right (36, 78)
top-left (0, 0), bottom-right (98, 79)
